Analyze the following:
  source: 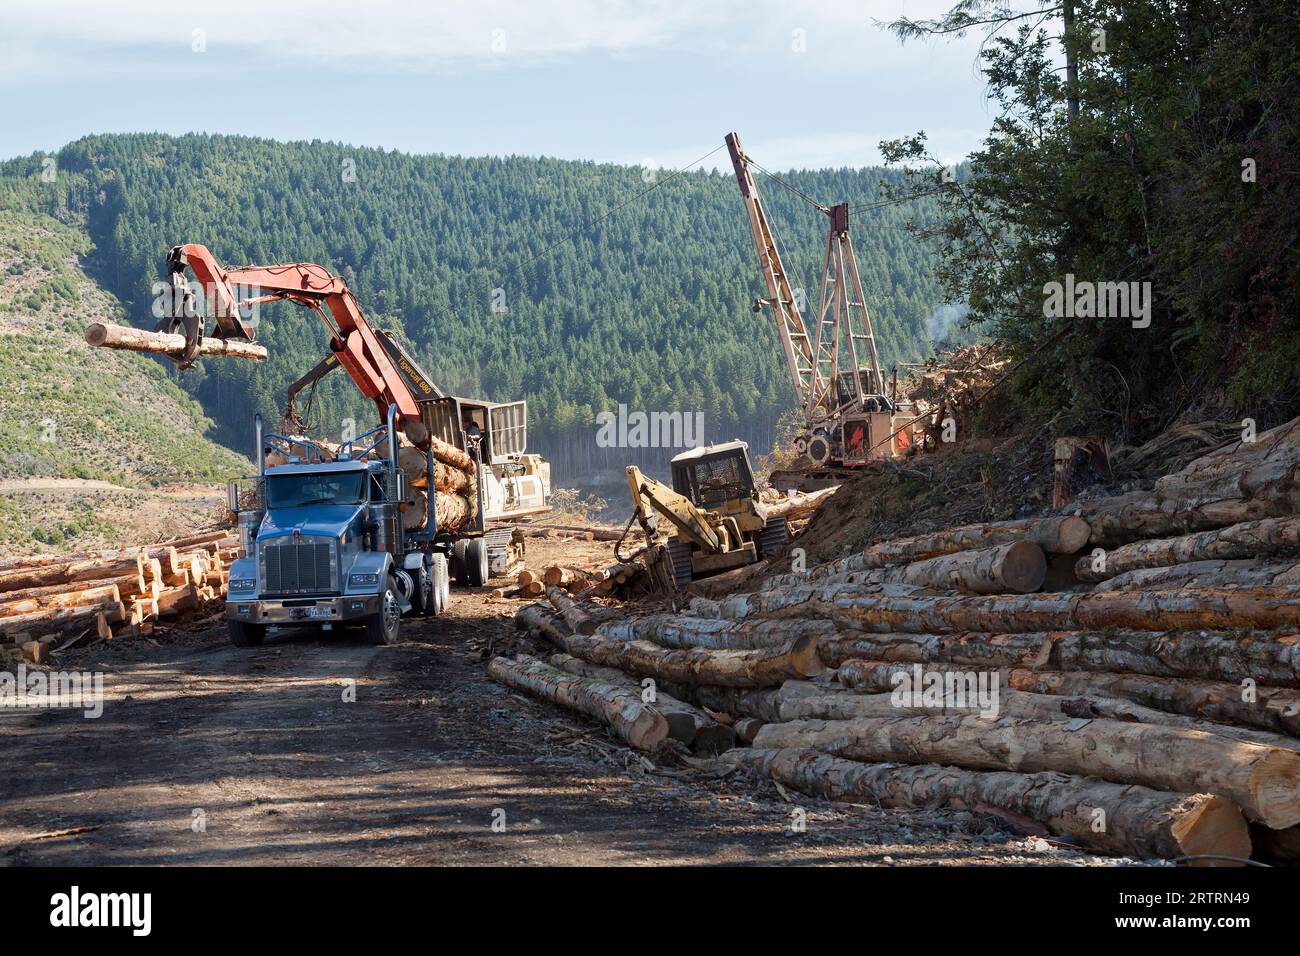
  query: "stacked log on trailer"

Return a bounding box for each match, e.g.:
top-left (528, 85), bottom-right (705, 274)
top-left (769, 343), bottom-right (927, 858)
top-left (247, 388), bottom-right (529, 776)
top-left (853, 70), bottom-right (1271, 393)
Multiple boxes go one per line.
top-left (492, 416), bottom-right (1300, 863)
top-left (0, 530), bottom-right (241, 663)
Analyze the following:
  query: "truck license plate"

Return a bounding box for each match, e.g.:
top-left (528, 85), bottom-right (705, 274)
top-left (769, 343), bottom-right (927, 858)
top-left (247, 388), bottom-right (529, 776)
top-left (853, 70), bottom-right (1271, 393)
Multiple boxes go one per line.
top-left (307, 606), bottom-right (334, 619)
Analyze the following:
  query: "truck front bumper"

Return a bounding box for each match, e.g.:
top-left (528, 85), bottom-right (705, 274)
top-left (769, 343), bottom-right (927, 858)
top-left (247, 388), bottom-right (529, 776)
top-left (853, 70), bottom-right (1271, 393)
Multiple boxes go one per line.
top-left (226, 594), bottom-right (381, 625)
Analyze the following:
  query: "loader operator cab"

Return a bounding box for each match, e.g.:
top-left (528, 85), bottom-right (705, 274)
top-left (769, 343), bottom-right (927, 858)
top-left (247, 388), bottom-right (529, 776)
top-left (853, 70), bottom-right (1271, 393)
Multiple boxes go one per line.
top-left (670, 441), bottom-right (756, 509)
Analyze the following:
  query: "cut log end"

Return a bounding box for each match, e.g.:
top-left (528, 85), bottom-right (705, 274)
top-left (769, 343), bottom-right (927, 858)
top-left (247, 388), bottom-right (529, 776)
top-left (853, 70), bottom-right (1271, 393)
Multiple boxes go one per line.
top-left (1170, 795), bottom-right (1253, 864)
top-left (1000, 540), bottom-right (1049, 593)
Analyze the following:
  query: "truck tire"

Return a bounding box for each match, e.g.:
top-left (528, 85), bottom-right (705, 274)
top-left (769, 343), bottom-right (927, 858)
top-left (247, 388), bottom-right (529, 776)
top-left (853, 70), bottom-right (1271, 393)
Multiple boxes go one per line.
top-left (410, 560), bottom-right (430, 615)
top-left (451, 539), bottom-right (470, 585)
top-left (364, 575), bottom-right (402, 645)
top-left (465, 538), bottom-right (489, 588)
top-left (425, 553), bottom-right (449, 616)
top-left (228, 618), bottom-right (266, 647)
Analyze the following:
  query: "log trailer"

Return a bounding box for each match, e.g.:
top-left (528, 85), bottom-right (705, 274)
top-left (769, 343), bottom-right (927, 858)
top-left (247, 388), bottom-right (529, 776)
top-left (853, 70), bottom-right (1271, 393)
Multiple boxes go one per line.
top-left (725, 132), bottom-right (919, 491)
top-left (154, 244), bottom-right (550, 645)
top-left (624, 441), bottom-right (788, 590)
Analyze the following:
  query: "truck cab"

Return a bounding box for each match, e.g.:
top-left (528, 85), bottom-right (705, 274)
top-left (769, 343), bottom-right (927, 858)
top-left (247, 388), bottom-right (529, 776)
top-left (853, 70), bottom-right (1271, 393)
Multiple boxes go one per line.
top-left (226, 406), bottom-right (450, 648)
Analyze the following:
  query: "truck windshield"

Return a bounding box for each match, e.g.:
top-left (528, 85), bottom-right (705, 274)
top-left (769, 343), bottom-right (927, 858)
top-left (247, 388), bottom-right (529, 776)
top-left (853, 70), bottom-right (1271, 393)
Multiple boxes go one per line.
top-left (265, 471), bottom-right (366, 509)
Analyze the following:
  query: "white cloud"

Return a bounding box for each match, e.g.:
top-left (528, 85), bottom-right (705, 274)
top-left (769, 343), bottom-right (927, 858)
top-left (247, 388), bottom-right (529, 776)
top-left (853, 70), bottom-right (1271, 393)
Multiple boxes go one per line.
top-left (0, 0), bottom-right (979, 71)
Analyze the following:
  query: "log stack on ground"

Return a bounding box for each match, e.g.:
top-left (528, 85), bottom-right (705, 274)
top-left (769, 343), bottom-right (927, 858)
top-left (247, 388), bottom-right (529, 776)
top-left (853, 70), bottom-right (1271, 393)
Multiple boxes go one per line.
top-left (0, 529), bottom-right (241, 662)
top-left (492, 414), bottom-right (1300, 863)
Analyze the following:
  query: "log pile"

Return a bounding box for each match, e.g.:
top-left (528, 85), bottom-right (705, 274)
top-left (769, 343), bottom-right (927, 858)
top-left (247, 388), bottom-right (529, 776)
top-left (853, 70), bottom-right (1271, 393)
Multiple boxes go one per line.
top-left (0, 530), bottom-right (240, 662)
top-left (491, 415), bottom-right (1300, 863)
top-left (495, 561), bottom-right (647, 600)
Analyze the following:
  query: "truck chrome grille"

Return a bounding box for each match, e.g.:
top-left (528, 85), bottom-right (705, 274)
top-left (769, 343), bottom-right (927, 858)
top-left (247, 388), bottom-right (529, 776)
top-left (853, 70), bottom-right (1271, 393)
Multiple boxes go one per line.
top-left (262, 541), bottom-right (334, 594)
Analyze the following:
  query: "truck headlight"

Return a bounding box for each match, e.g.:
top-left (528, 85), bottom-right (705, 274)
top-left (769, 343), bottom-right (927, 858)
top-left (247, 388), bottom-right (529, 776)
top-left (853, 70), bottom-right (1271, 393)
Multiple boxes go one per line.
top-left (229, 578), bottom-right (256, 591)
top-left (348, 572), bottom-right (380, 588)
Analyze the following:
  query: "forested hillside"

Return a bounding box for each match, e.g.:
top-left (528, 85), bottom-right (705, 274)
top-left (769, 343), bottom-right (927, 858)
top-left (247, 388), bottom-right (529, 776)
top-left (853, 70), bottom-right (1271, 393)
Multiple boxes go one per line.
top-left (0, 134), bottom-right (951, 480)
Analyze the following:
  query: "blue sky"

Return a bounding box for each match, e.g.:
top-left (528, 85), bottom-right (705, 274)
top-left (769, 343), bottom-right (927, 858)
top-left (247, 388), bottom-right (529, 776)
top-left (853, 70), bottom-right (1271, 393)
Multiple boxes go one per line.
top-left (0, 1), bottom-right (992, 171)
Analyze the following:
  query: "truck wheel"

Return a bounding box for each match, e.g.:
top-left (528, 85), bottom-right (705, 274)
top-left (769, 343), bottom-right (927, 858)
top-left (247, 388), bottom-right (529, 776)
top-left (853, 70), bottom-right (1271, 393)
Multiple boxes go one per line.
top-left (228, 618), bottom-right (266, 647)
top-left (364, 575), bottom-right (402, 645)
top-left (409, 562), bottom-right (430, 615)
top-left (451, 539), bottom-right (469, 585)
top-left (465, 538), bottom-right (489, 588)
top-left (425, 554), bottom-right (449, 616)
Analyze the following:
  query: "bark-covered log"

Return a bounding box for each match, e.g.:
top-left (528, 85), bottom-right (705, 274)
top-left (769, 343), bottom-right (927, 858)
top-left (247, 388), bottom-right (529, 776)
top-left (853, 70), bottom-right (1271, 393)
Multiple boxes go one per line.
top-left (812, 515), bottom-right (1090, 579)
top-left (831, 586), bottom-right (1300, 634)
top-left (0, 553), bottom-right (145, 595)
top-left (548, 653), bottom-right (735, 754)
top-left (1006, 668), bottom-right (1300, 738)
top-left (888, 541), bottom-right (1046, 594)
top-left (84, 321), bottom-right (268, 361)
top-left (751, 713), bottom-right (1300, 827)
top-left (1078, 491), bottom-right (1277, 548)
top-left (689, 582), bottom-right (921, 621)
top-left (762, 485), bottom-right (838, 519)
top-left (558, 631), bottom-right (824, 688)
top-left (398, 446), bottom-right (474, 495)
top-left (717, 748), bottom-right (1249, 862)
top-left (487, 656), bottom-right (669, 751)
top-left (824, 665), bottom-right (1300, 752)
top-left (514, 602), bottom-right (570, 646)
top-left (595, 613), bottom-right (835, 650)
top-left (431, 491), bottom-right (476, 534)
top-left (824, 628), bottom-right (1300, 686)
top-left (545, 586), bottom-right (599, 635)
top-left (1077, 517), bottom-right (1300, 582)
top-left (1094, 560), bottom-right (1300, 592)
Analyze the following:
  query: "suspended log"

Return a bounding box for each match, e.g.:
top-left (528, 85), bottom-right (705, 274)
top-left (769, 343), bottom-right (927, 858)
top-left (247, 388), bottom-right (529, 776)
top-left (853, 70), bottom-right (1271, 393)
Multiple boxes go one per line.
top-left (487, 656), bottom-right (669, 751)
top-left (84, 321), bottom-right (267, 361)
top-left (1006, 669), bottom-right (1300, 738)
top-left (831, 586), bottom-right (1300, 635)
top-left (557, 630), bottom-right (824, 688)
top-left (1077, 517), bottom-right (1300, 582)
top-left (825, 628), bottom-right (1300, 687)
top-left (813, 515), bottom-right (1091, 579)
top-left (752, 713), bottom-right (1300, 827)
top-left (717, 748), bottom-right (1249, 863)
top-left (548, 653), bottom-right (735, 754)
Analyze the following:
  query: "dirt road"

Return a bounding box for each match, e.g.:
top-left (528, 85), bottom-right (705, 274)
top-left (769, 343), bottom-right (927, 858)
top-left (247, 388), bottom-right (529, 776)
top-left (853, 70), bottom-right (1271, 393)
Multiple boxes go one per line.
top-left (0, 550), bottom-right (1120, 866)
